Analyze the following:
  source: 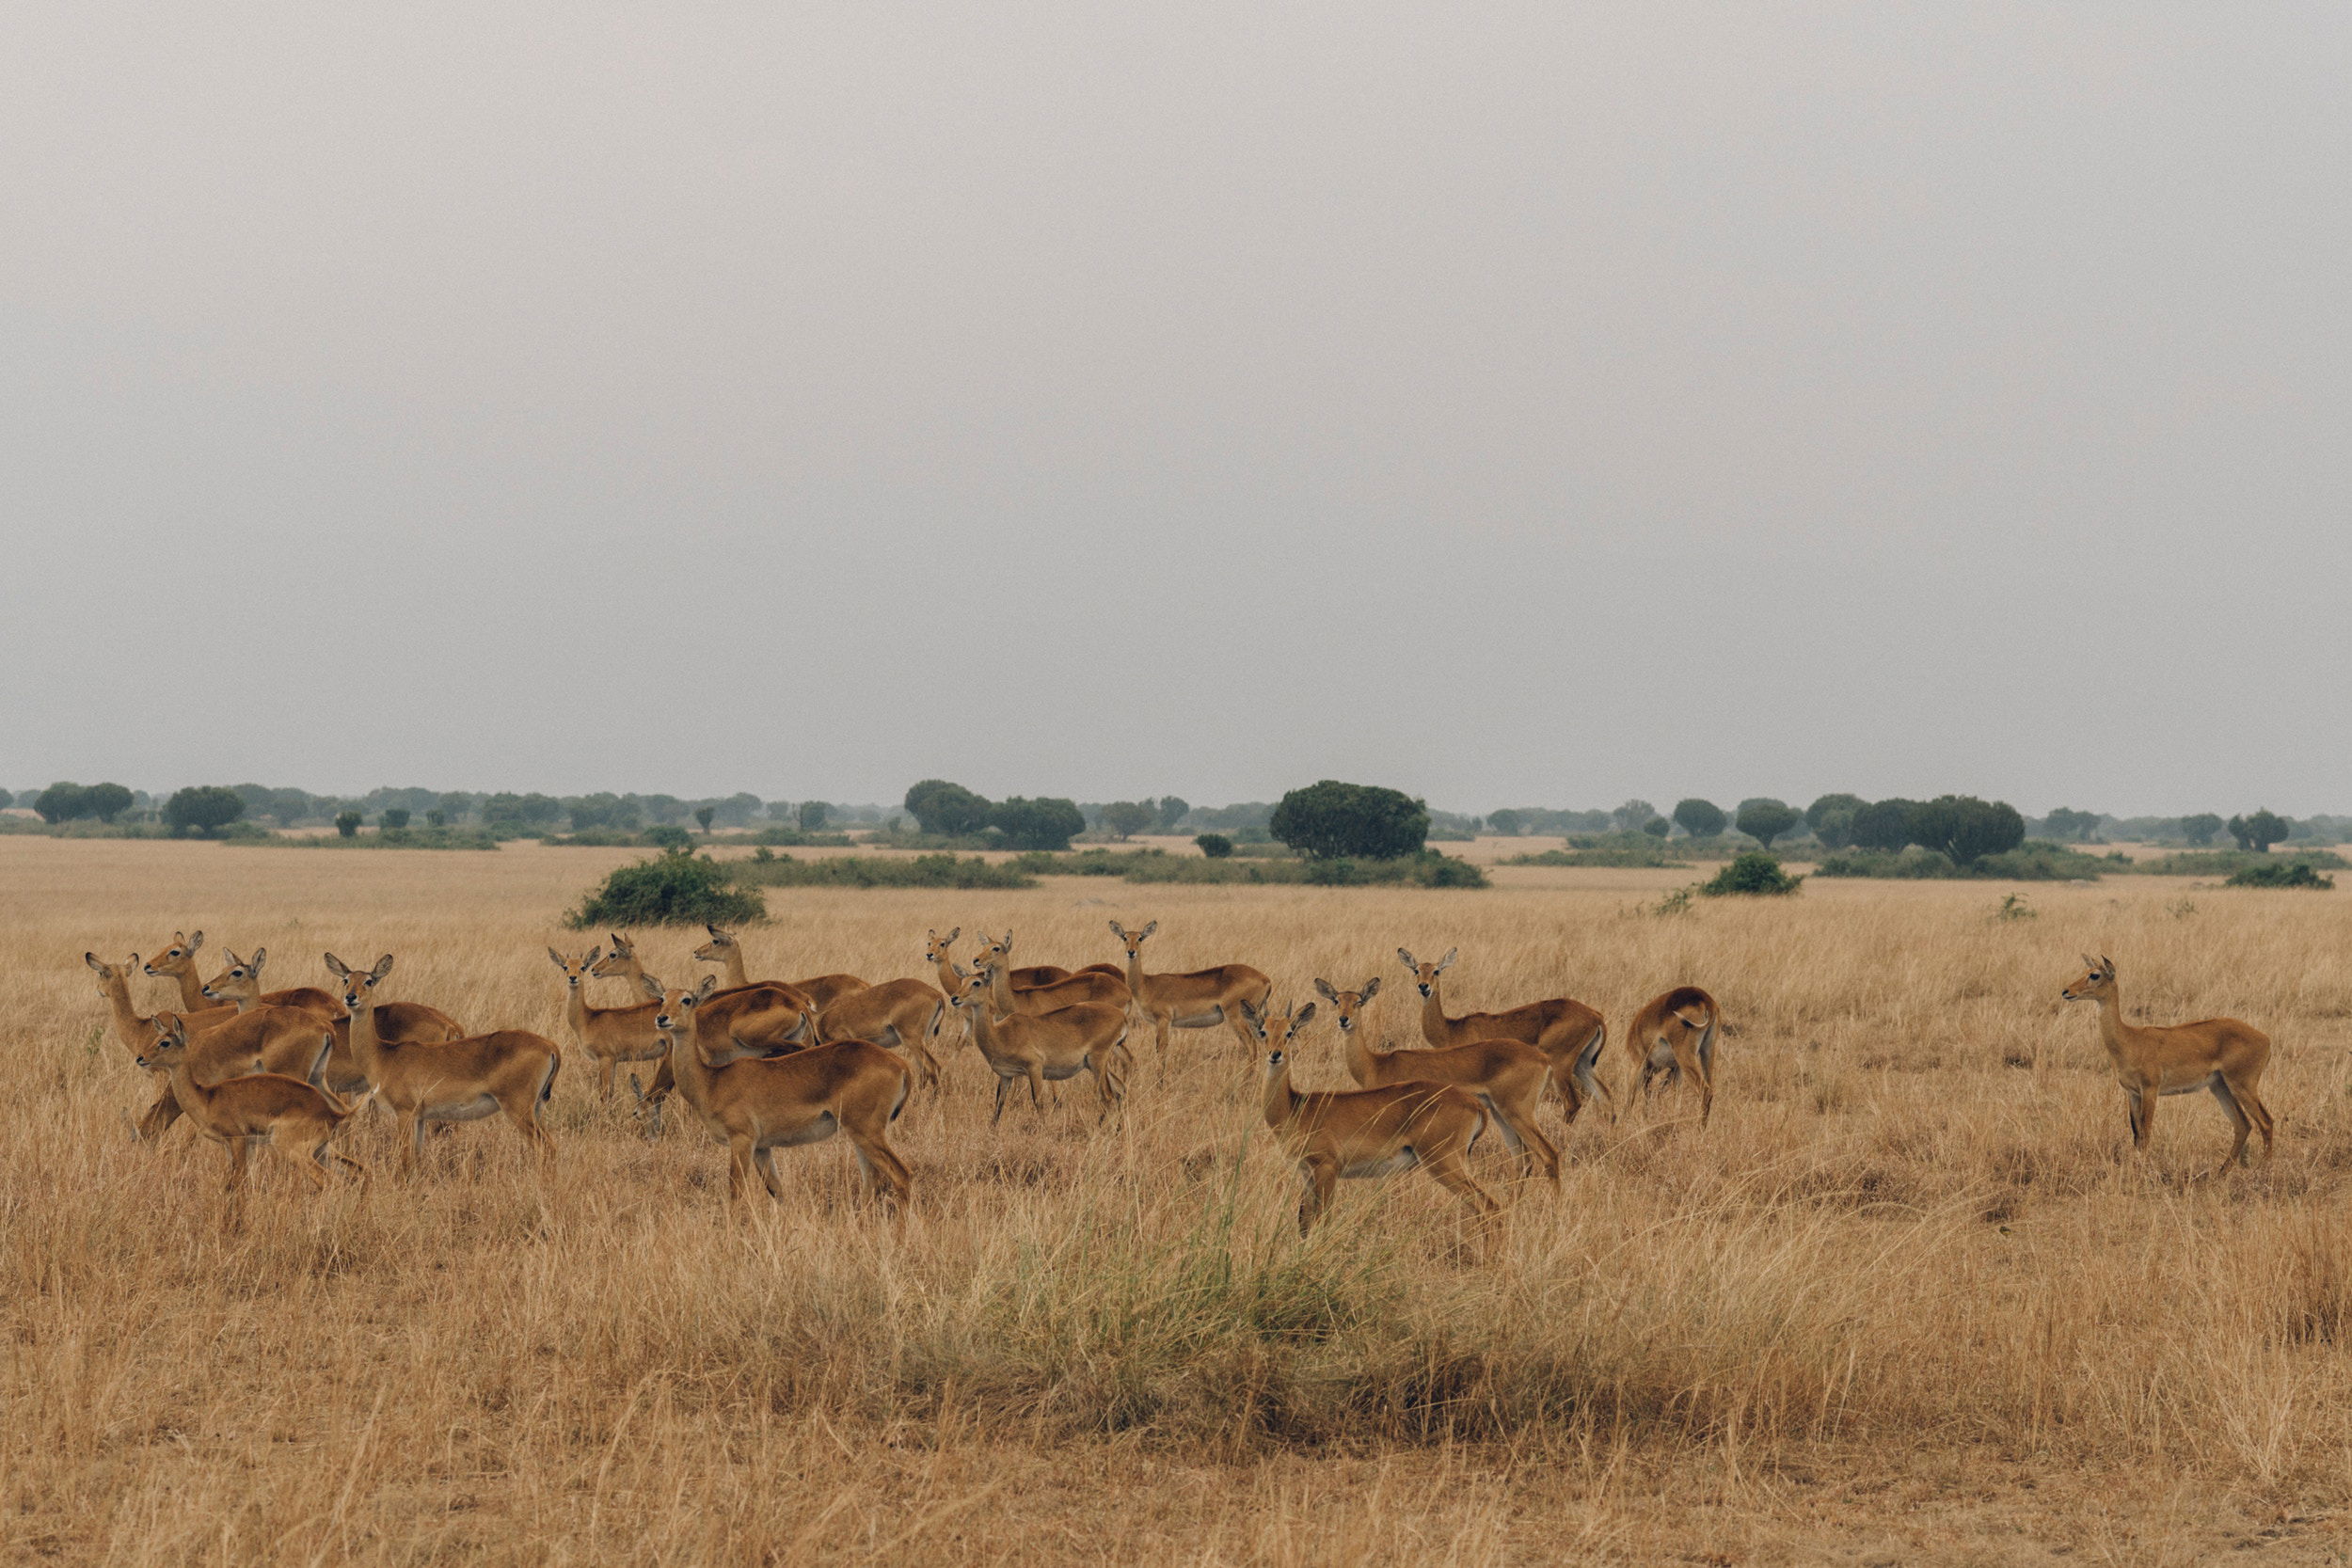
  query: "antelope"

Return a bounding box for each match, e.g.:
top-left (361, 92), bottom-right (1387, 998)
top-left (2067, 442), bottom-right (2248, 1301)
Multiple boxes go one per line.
top-left (548, 947), bottom-right (665, 1101)
top-left (1397, 948), bottom-right (1612, 1121)
top-left (970, 932), bottom-right (1130, 1015)
top-left (1629, 987), bottom-right (1722, 1125)
top-left (814, 977), bottom-right (947, 1090)
top-left (925, 928), bottom-right (977, 1049)
top-left (691, 926), bottom-right (866, 1011)
top-left (146, 929), bottom-right (338, 1017)
top-left (135, 1015), bottom-right (367, 1226)
top-left (87, 952), bottom-right (317, 1141)
top-left (324, 953), bottom-right (563, 1171)
top-left (204, 944), bottom-right (465, 1098)
top-left (647, 976), bottom-right (912, 1208)
top-left (1247, 999), bottom-right (1500, 1241)
top-left (945, 966), bottom-right (1130, 1125)
top-left (1108, 920), bottom-right (1271, 1056)
top-left (1317, 979), bottom-right (1559, 1185)
top-left (589, 933), bottom-right (819, 1117)
top-left (2061, 956), bottom-right (2274, 1176)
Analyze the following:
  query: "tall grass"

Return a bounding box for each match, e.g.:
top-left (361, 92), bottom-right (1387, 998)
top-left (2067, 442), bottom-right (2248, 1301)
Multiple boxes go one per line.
top-left (8, 838), bottom-right (2352, 1560)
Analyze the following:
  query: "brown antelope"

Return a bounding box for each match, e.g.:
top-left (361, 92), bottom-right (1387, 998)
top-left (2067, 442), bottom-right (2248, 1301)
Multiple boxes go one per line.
top-left (2062, 956), bottom-right (2274, 1175)
top-left (925, 928), bottom-right (978, 1049)
top-left (691, 926), bottom-right (866, 1011)
top-left (647, 976), bottom-right (913, 1207)
top-left (136, 1016), bottom-right (367, 1225)
top-left (146, 930), bottom-right (339, 1017)
top-left (1108, 920), bottom-right (1271, 1056)
top-left (1317, 979), bottom-right (1559, 1185)
top-left (971, 932), bottom-right (1130, 1015)
top-left (324, 953), bottom-right (563, 1171)
top-left (814, 977), bottom-right (946, 1090)
top-left (1397, 948), bottom-right (1612, 1121)
top-left (1629, 986), bottom-right (1722, 1125)
top-left (87, 952), bottom-right (315, 1141)
top-left (548, 947), bottom-right (665, 1101)
top-left (1247, 1000), bottom-right (1500, 1240)
top-left (945, 967), bottom-right (1130, 1125)
top-left (590, 932), bottom-right (819, 1118)
top-left (204, 945), bottom-right (464, 1098)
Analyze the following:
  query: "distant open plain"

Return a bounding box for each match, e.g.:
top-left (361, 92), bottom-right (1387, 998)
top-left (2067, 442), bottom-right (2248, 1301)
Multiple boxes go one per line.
top-left (7, 835), bottom-right (2352, 1564)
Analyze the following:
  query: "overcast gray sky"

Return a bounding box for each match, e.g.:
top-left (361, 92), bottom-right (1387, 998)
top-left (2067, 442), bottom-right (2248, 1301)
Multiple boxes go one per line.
top-left (2, 3), bottom-right (2344, 815)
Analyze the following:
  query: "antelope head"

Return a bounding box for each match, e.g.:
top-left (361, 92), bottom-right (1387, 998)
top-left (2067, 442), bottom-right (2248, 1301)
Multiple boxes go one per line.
top-left (645, 974), bottom-right (716, 1060)
top-left (200, 946), bottom-right (269, 1005)
top-left (1240, 996), bottom-right (1317, 1053)
top-left (548, 946), bottom-right (604, 990)
top-left (135, 1014), bottom-right (192, 1073)
top-left (1396, 947), bottom-right (1458, 998)
top-left (923, 927), bottom-right (961, 966)
top-left (692, 925), bottom-right (738, 967)
top-left (141, 929), bottom-right (204, 983)
top-left (2060, 955), bottom-right (2117, 1004)
top-left (942, 963), bottom-right (993, 1016)
top-left (588, 937), bottom-right (635, 981)
top-left (969, 931), bottom-right (1013, 974)
top-left (322, 951), bottom-right (395, 1012)
top-left (1311, 976), bottom-right (1381, 1037)
top-left (1107, 919), bottom-right (1158, 958)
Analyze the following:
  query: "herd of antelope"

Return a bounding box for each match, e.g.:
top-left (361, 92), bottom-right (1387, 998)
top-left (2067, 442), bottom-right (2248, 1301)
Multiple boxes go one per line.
top-left (81, 923), bottom-right (2275, 1235)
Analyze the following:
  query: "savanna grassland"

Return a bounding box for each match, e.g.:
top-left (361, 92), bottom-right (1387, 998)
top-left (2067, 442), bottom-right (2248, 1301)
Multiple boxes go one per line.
top-left (8, 837), bottom-right (2352, 1565)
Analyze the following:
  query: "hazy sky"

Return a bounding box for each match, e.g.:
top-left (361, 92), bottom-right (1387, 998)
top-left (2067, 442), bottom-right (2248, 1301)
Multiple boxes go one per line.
top-left (2, 3), bottom-right (2344, 815)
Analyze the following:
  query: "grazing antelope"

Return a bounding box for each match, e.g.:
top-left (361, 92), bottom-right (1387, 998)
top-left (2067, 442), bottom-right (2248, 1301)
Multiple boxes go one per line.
top-left (324, 953), bottom-right (563, 1172)
top-left (691, 926), bottom-right (866, 1011)
top-left (945, 967), bottom-right (1130, 1125)
top-left (971, 932), bottom-right (1130, 1015)
top-left (548, 947), bottom-right (665, 1101)
top-left (1247, 1000), bottom-right (1500, 1240)
top-left (1108, 920), bottom-right (1272, 1056)
top-left (204, 944), bottom-right (464, 1098)
top-left (1397, 948), bottom-right (1612, 1121)
top-left (136, 1016), bottom-right (367, 1225)
top-left (647, 976), bottom-right (913, 1208)
top-left (814, 977), bottom-right (946, 1089)
top-left (2062, 955), bottom-right (2275, 1176)
top-left (1629, 987), bottom-right (1722, 1125)
top-left (1317, 979), bottom-right (1559, 1185)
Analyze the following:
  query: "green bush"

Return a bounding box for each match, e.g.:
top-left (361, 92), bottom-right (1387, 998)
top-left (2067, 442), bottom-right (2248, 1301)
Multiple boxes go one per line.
top-left (1699, 851), bottom-right (1802, 896)
top-left (1814, 842), bottom-right (2108, 880)
top-left (1271, 780), bottom-right (1429, 860)
top-left (733, 852), bottom-right (1034, 890)
top-left (1120, 851), bottom-right (1485, 887)
top-left (903, 779), bottom-right (992, 836)
top-left (1195, 832), bottom-right (1234, 859)
top-left (2227, 862), bottom-right (2335, 889)
top-left (334, 810), bottom-right (363, 838)
top-left (747, 827), bottom-right (856, 847)
top-left (2131, 848), bottom-right (2348, 877)
top-left (252, 826), bottom-right (501, 851)
top-left (165, 785), bottom-right (247, 838)
top-left (568, 848), bottom-right (768, 927)
top-left (988, 796), bottom-right (1086, 851)
top-left (1505, 845), bottom-right (1690, 869)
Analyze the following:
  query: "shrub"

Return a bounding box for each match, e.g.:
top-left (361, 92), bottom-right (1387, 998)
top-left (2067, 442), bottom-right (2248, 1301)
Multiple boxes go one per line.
top-left (1699, 851), bottom-right (1802, 896)
top-left (379, 807), bottom-right (411, 831)
top-left (989, 796), bottom-right (1086, 851)
top-left (568, 848), bottom-right (767, 927)
top-left (2180, 812), bottom-right (2225, 847)
top-left (797, 800), bottom-right (829, 831)
top-left (1734, 799), bottom-right (1800, 850)
top-left (1641, 816), bottom-right (1671, 839)
top-left (1506, 844), bottom-right (1689, 869)
top-left (1673, 799), bottom-right (1727, 839)
top-left (733, 852), bottom-right (1033, 890)
top-left (904, 780), bottom-right (992, 837)
top-left (1195, 832), bottom-right (1234, 858)
top-left (2131, 848), bottom-right (2347, 877)
top-left (1486, 808), bottom-right (1525, 837)
top-left (334, 811), bottom-right (363, 838)
top-left (164, 785), bottom-right (247, 838)
top-left (2227, 862), bottom-right (2335, 889)
top-left (1814, 842), bottom-right (2107, 880)
top-left (1271, 780), bottom-right (1429, 861)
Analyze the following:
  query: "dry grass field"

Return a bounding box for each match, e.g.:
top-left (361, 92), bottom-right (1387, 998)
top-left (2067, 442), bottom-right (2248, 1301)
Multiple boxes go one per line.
top-left (9, 837), bottom-right (2352, 1565)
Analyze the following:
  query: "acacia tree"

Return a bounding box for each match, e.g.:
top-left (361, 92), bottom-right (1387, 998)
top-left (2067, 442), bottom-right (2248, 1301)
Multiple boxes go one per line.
top-left (798, 800), bottom-right (829, 831)
top-left (2042, 807), bottom-right (2102, 843)
top-left (988, 796), bottom-right (1085, 851)
top-left (1155, 797), bottom-right (1190, 832)
top-left (903, 780), bottom-right (991, 836)
top-left (33, 783), bottom-right (87, 823)
top-left (1672, 798), bottom-right (1726, 839)
top-left (1100, 801), bottom-right (1155, 840)
top-left (1735, 798), bottom-right (1800, 850)
top-left (1908, 796), bottom-right (2026, 865)
top-left (1486, 808), bottom-right (1526, 837)
top-left (1804, 793), bottom-right (1867, 849)
top-left (1271, 780), bottom-right (1430, 860)
top-left (1611, 800), bottom-right (1659, 834)
top-left (2180, 813), bottom-right (2224, 847)
top-left (694, 806), bottom-right (717, 834)
top-left (1851, 799), bottom-right (1919, 852)
top-left (165, 785), bottom-right (246, 838)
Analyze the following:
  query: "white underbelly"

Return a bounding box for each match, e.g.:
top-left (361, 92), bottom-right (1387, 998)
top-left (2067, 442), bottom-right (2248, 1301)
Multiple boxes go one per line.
top-left (1340, 1149), bottom-right (1419, 1180)
top-left (760, 1112), bottom-right (838, 1148)
top-left (1170, 1009), bottom-right (1223, 1028)
top-left (422, 1094), bottom-right (500, 1122)
top-left (1646, 1042), bottom-right (1679, 1069)
top-left (2157, 1072), bottom-right (2221, 1098)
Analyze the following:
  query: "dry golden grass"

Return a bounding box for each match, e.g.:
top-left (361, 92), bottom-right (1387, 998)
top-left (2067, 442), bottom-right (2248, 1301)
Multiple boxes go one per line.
top-left (9, 836), bottom-right (2352, 1564)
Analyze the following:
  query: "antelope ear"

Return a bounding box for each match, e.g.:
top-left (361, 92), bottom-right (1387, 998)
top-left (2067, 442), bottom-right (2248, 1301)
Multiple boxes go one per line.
top-left (186, 930), bottom-right (203, 951)
top-left (1438, 948), bottom-right (1457, 971)
top-left (1140, 920), bottom-right (1157, 938)
top-left (1108, 920), bottom-right (1126, 939)
top-left (1397, 948), bottom-right (1416, 970)
top-left (1239, 997), bottom-right (1263, 1024)
top-left (84, 951), bottom-right (105, 973)
top-left (1361, 976), bottom-right (1381, 1001)
top-left (1294, 1002), bottom-right (1317, 1028)
top-left (638, 974), bottom-right (664, 1000)
top-left (248, 947), bottom-right (268, 972)
top-left (370, 954), bottom-right (395, 981)
top-left (1313, 978), bottom-right (1339, 1003)
top-left (707, 924), bottom-right (725, 939)
top-left (323, 952), bottom-right (350, 978)
top-left (548, 948), bottom-right (567, 968)
top-left (2100, 955), bottom-right (2114, 974)
top-left (696, 974), bottom-right (719, 998)
top-left (609, 933), bottom-right (629, 951)
top-left (945, 926), bottom-right (959, 943)
top-left (584, 945), bottom-right (602, 965)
